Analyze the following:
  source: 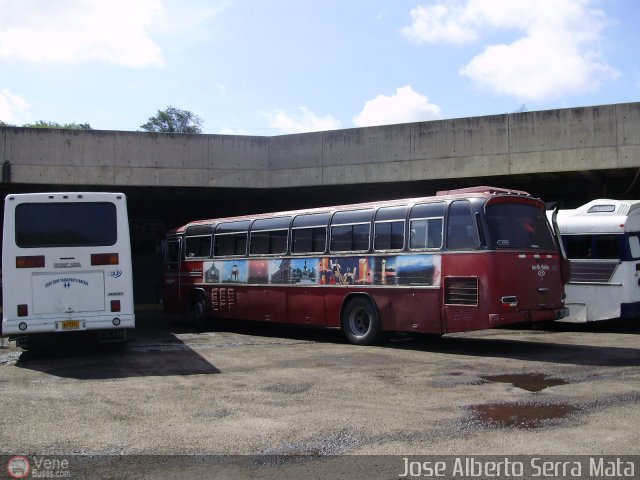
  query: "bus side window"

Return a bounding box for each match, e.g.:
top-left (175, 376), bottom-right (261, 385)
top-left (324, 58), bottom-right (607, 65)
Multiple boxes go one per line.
top-left (374, 206), bottom-right (407, 251)
top-left (630, 235), bottom-right (640, 259)
top-left (291, 213), bottom-right (330, 254)
top-left (563, 235), bottom-right (591, 258)
top-left (250, 230), bottom-right (288, 255)
top-left (292, 227), bottom-right (326, 253)
top-left (249, 217), bottom-right (291, 255)
top-left (564, 234), bottom-right (621, 259)
top-left (447, 200), bottom-right (477, 250)
top-left (185, 235), bottom-right (212, 258)
top-left (594, 234), bottom-right (621, 259)
top-left (409, 202), bottom-right (445, 250)
top-left (214, 233), bottom-right (247, 256)
top-left (213, 221), bottom-right (250, 257)
top-left (330, 209), bottom-right (373, 253)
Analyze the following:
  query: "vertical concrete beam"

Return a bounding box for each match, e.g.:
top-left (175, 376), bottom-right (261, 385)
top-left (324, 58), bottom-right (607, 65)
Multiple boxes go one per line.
top-left (616, 103), bottom-right (640, 169)
top-left (509, 105), bottom-right (619, 174)
top-left (268, 132), bottom-right (323, 187)
top-left (208, 135), bottom-right (268, 188)
top-left (410, 114), bottom-right (510, 180)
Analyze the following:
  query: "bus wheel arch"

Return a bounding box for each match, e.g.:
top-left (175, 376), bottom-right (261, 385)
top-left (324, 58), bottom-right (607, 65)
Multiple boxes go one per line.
top-left (340, 294), bottom-right (381, 346)
top-left (190, 289), bottom-right (209, 330)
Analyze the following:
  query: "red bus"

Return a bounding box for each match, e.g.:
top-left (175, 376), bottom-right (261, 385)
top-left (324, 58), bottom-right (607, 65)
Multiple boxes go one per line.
top-left (161, 186), bottom-right (569, 345)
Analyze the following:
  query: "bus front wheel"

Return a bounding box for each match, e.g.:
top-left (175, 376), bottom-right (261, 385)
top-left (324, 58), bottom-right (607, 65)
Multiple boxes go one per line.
top-left (341, 297), bottom-right (381, 346)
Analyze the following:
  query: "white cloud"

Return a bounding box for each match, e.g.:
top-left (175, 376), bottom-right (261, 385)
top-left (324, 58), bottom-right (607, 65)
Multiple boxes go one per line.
top-left (402, 0), bottom-right (618, 101)
top-left (266, 107), bottom-right (342, 134)
top-left (0, 89), bottom-right (30, 124)
top-left (353, 86), bottom-right (442, 127)
top-left (217, 127), bottom-right (252, 136)
top-left (0, 0), bottom-right (165, 68)
top-left (402, 3), bottom-right (478, 45)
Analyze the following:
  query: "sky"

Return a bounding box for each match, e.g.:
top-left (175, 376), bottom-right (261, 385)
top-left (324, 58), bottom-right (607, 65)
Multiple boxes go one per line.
top-left (0, 0), bottom-right (639, 135)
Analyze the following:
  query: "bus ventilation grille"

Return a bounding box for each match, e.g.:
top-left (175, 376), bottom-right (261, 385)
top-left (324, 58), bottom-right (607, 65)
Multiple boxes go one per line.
top-left (445, 277), bottom-right (479, 306)
top-left (569, 261), bottom-right (618, 283)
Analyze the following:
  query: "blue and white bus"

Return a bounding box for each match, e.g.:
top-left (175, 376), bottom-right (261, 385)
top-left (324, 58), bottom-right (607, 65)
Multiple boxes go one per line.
top-left (2, 192), bottom-right (135, 348)
top-left (552, 199), bottom-right (640, 322)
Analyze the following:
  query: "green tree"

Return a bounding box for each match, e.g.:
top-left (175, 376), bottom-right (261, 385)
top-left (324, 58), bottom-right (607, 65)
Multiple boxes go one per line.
top-left (22, 120), bottom-right (92, 129)
top-left (140, 106), bottom-right (203, 134)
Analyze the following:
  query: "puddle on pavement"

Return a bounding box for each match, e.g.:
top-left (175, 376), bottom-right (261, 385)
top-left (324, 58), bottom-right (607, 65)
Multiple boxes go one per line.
top-left (482, 373), bottom-right (568, 392)
top-left (257, 431), bottom-right (361, 459)
top-left (469, 402), bottom-right (579, 429)
top-left (198, 409), bottom-right (231, 419)
top-left (263, 383), bottom-right (311, 394)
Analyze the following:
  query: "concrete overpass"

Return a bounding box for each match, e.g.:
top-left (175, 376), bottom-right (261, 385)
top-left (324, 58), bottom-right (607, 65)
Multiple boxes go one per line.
top-left (2, 102), bottom-right (638, 192)
top-left (1, 102), bottom-right (639, 303)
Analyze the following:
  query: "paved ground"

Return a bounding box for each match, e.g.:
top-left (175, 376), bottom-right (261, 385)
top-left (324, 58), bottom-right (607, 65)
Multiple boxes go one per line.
top-left (1, 313), bottom-right (639, 477)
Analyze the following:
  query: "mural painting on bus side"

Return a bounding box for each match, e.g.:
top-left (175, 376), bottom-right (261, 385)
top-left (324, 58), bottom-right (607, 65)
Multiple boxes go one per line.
top-left (201, 255), bottom-right (441, 287)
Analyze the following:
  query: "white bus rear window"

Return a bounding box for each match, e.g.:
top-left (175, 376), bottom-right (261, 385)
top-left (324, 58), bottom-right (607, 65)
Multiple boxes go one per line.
top-left (15, 202), bottom-right (117, 248)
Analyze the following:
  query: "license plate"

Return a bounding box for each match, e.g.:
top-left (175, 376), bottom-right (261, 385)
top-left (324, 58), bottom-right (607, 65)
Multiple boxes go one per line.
top-left (61, 320), bottom-right (81, 330)
top-left (537, 292), bottom-right (548, 305)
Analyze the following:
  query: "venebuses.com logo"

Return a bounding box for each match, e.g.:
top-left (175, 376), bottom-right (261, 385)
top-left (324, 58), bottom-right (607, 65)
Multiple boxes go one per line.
top-left (6, 456), bottom-right (30, 479)
top-left (5, 455), bottom-right (71, 479)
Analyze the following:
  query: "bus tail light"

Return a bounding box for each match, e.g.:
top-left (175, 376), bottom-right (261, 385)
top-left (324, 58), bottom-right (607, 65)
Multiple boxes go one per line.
top-left (500, 296), bottom-right (519, 308)
top-left (110, 300), bottom-right (121, 312)
top-left (91, 253), bottom-right (119, 266)
top-left (16, 255), bottom-right (45, 268)
top-left (17, 304), bottom-right (28, 317)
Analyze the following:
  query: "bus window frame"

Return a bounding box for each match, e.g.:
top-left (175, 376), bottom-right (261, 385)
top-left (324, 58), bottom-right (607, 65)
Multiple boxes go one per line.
top-left (373, 219), bottom-right (405, 252)
top-left (184, 234), bottom-right (213, 259)
top-left (329, 209), bottom-right (373, 254)
top-left (213, 231), bottom-right (248, 257)
top-left (291, 225), bottom-right (328, 255)
top-left (15, 201), bottom-right (118, 248)
top-left (164, 237), bottom-right (183, 273)
top-left (408, 216), bottom-right (444, 251)
top-left (212, 220), bottom-right (251, 258)
top-left (290, 212), bottom-right (330, 255)
top-left (249, 227), bottom-right (290, 256)
top-left (373, 205), bottom-right (407, 252)
top-left (446, 200), bottom-right (479, 250)
top-left (629, 233), bottom-right (640, 260)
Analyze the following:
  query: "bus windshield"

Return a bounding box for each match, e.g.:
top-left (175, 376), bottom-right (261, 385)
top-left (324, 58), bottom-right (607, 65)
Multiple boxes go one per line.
top-left (485, 202), bottom-right (555, 250)
top-left (15, 202), bottom-right (117, 248)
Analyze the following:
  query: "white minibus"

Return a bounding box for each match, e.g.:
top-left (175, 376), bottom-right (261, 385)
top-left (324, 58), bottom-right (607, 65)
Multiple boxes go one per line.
top-left (552, 199), bottom-right (640, 322)
top-left (2, 192), bottom-right (135, 347)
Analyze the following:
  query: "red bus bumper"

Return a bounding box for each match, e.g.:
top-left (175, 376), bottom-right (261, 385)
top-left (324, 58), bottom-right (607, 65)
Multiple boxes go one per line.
top-left (489, 307), bottom-right (569, 326)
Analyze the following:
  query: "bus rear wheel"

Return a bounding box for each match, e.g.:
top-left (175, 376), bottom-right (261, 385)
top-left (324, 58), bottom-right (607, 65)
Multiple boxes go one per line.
top-left (341, 297), bottom-right (381, 346)
top-left (192, 293), bottom-right (209, 330)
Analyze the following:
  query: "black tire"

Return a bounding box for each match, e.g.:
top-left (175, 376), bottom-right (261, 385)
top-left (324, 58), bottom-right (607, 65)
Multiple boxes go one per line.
top-left (192, 293), bottom-right (209, 330)
top-left (341, 296), bottom-right (381, 345)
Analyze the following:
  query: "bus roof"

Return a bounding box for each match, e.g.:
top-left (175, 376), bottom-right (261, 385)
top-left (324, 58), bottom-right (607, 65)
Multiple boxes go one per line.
top-left (167, 186), bottom-right (542, 235)
top-left (554, 199), bottom-right (640, 234)
top-left (5, 192), bottom-right (126, 203)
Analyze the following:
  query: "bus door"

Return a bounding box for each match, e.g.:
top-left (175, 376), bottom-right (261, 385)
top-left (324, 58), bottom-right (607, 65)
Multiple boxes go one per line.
top-left (162, 237), bottom-right (183, 312)
top-left (441, 200), bottom-right (481, 332)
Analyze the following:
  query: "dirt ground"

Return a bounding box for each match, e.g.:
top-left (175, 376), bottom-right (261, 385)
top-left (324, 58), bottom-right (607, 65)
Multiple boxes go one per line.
top-left (1, 313), bottom-right (639, 478)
